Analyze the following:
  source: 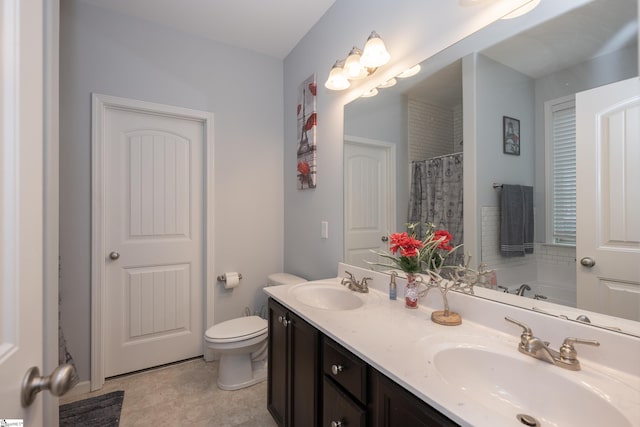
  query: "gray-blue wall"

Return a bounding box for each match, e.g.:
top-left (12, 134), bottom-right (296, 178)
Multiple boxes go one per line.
top-left (533, 44), bottom-right (638, 241)
top-left (60, 0), bottom-right (284, 381)
top-left (283, 0), bottom-right (590, 279)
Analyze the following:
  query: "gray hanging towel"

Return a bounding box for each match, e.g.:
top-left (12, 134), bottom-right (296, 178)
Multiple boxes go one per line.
top-left (500, 184), bottom-right (534, 257)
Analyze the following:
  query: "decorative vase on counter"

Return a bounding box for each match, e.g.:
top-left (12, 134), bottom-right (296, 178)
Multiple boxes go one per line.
top-left (404, 274), bottom-right (421, 308)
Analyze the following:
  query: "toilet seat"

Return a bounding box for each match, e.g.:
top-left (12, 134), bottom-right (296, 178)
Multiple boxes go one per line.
top-left (205, 316), bottom-right (267, 344)
top-left (202, 272), bottom-right (305, 390)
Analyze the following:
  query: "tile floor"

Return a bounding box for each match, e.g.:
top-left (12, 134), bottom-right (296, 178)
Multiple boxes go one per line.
top-left (60, 358), bottom-right (278, 427)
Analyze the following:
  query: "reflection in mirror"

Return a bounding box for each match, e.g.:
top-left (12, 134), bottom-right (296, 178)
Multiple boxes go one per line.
top-left (343, 0), bottom-right (639, 336)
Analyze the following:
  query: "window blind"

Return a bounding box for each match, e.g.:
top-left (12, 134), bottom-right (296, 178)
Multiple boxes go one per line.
top-left (550, 100), bottom-right (576, 245)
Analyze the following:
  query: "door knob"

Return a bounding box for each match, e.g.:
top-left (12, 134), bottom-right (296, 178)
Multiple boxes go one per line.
top-left (580, 257), bottom-right (596, 268)
top-left (109, 251), bottom-right (120, 260)
top-left (21, 364), bottom-right (74, 407)
top-left (381, 235), bottom-right (389, 242)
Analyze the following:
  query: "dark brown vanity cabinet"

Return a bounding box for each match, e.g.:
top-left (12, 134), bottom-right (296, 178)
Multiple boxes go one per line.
top-left (370, 370), bottom-right (459, 427)
top-left (267, 298), bottom-right (457, 427)
top-left (267, 298), bottom-right (321, 427)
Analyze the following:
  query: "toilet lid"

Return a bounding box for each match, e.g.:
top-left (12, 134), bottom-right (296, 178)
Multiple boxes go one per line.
top-left (205, 316), bottom-right (268, 343)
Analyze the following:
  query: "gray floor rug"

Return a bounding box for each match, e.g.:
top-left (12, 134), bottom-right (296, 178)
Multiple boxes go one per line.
top-left (59, 391), bottom-right (124, 427)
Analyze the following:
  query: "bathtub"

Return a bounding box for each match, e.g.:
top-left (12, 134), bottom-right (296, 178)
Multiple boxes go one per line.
top-left (504, 281), bottom-right (576, 307)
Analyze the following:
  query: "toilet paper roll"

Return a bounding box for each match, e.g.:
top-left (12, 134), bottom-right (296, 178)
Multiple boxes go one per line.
top-left (224, 272), bottom-right (240, 289)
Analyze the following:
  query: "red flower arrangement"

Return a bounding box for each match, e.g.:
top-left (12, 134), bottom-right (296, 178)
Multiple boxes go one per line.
top-left (373, 223), bottom-right (459, 274)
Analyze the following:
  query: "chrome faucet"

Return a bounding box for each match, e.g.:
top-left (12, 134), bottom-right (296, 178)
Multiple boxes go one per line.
top-left (576, 314), bottom-right (591, 323)
top-left (341, 271), bottom-right (371, 293)
top-left (515, 284), bottom-right (531, 296)
top-left (505, 317), bottom-right (600, 371)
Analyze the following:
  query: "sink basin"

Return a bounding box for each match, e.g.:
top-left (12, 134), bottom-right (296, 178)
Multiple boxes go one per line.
top-left (289, 281), bottom-right (364, 310)
top-left (432, 344), bottom-right (634, 427)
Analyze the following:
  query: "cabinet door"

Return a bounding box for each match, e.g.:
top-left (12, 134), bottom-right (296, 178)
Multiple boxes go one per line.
top-left (371, 371), bottom-right (459, 427)
top-left (290, 310), bottom-right (320, 427)
top-left (268, 299), bottom-right (288, 426)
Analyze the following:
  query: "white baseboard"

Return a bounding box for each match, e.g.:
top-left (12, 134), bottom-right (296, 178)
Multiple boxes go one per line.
top-left (63, 380), bottom-right (91, 398)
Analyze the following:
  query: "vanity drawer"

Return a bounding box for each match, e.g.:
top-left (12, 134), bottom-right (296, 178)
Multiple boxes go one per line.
top-left (322, 376), bottom-right (366, 427)
top-left (323, 338), bottom-right (367, 404)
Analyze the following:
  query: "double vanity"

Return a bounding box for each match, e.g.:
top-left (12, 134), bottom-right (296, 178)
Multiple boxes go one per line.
top-left (265, 263), bottom-right (640, 426)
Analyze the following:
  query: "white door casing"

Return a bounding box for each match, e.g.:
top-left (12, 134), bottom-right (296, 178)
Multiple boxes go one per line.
top-left (0, 0), bottom-right (45, 422)
top-left (344, 136), bottom-right (396, 269)
top-left (92, 94), bottom-right (215, 388)
top-left (576, 77), bottom-right (640, 321)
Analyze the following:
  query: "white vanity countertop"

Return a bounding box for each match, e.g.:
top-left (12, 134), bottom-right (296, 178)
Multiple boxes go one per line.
top-left (264, 264), bottom-right (640, 427)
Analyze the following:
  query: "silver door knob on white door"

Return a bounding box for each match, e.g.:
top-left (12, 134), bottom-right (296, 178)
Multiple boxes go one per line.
top-left (109, 251), bottom-right (120, 260)
top-left (21, 364), bottom-right (74, 407)
top-left (580, 257), bottom-right (596, 267)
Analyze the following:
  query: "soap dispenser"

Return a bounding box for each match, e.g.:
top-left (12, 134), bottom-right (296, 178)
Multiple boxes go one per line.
top-left (389, 271), bottom-right (397, 300)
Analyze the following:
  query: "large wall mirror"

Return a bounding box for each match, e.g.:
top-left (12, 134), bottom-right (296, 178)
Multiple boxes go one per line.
top-left (344, 0), bottom-right (640, 336)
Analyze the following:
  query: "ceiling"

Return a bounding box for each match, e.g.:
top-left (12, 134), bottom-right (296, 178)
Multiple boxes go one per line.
top-left (482, 0), bottom-right (638, 79)
top-left (77, 0), bottom-right (337, 59)
top-left (407, 0), bottom-right (638, 107)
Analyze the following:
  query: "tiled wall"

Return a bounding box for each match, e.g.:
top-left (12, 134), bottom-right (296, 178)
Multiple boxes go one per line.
top-left (452, 103), bottom-right (463, 150)
top-left (535, 243), bottom-right (576, 288)
top-left (408, 99), bottom-right (459, 163)
top-left (480, 206), bottom-right (531, 270)
top-left (480, 206), bottom-right (576, 289)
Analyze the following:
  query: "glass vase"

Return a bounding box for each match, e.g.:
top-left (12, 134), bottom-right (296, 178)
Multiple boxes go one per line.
top-left (404, 274), bottom-right (420, 308)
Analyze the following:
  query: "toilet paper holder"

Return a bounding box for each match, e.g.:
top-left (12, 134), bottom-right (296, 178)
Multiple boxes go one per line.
top-left (217, 273), bottom-right (243, 282)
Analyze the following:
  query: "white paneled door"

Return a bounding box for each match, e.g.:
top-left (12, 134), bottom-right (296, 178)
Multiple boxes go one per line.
top-left (576, 77), bottom-right (640, 321)
top-left (0, 0), bottom-right (45, 422)
top-left (102, 100), bottom-right (206, 378)
top-left (344, 138), bottom-right (395, 269)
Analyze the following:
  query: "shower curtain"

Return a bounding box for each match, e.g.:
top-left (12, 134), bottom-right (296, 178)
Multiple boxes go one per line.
top-left (408, 152), bottom-right (464, 266)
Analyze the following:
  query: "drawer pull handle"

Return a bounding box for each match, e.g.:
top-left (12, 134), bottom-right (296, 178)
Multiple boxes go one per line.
top-left (331, 421), bottom-right (343, 427)
top-left (331, 364), bottom-right (343, 375)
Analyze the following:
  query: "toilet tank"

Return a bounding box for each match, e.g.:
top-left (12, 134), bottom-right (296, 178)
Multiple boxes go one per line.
top-left (267, 273), bottom-right (307, 287)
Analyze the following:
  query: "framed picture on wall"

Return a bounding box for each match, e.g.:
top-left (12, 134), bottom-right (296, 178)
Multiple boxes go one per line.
top-left (503, 116), bottom-right (520, 156)
top-left (296, 74), bottom-right (317, 189)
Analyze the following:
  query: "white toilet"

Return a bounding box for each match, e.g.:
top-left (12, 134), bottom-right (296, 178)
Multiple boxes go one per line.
top-left (204, 272), bottom-right (306, 390)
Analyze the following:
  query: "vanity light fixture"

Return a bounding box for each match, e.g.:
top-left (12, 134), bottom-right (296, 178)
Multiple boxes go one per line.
top-left (397, 64), bottom-right (421, 78)
top-left (501, 0), bottom-right (541, 19)
top-left (361, 88), bottom-right (379, 98)
top-left (325, 60), bottom-right (351, 90)
top-left (324, 31), bottom-right (391, 91)
top-left (377, 78), bottom-right (397, 89)
top-left (344, 47), bottom-right (368, 80)
top-left (360, 31), bottom-right (391, 68)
